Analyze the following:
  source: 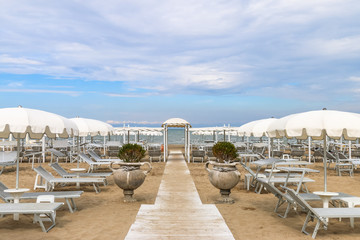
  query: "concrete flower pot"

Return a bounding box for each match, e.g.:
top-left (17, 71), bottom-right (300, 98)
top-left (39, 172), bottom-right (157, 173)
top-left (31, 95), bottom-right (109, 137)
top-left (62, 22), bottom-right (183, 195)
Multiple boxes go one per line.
top-left (110, 162), bottom-right (152, 202)
top-left (205, 161), bottom-right (240, 203)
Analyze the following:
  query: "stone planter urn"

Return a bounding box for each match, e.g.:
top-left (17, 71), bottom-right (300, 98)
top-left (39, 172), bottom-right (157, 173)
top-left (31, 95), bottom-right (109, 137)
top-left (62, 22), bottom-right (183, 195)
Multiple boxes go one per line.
top-left (110, 162), bottom-right (152, 202)
top-left (205, 161), bottom-right (240, 203)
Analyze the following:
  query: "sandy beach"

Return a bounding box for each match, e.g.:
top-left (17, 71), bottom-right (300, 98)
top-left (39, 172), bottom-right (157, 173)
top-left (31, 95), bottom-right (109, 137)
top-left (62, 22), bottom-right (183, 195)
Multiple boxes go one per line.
top-left (2, 150), bottom-right (360, 239)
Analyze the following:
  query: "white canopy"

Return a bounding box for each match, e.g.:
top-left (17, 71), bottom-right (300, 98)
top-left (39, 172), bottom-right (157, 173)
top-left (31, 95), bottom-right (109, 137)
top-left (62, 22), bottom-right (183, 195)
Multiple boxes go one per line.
top-left (70, 117), bottom-right (113, 137)
top-left (267, 110), bottom-right (360, 140)
top-left (238, 118), bottom-right (277, 137)
top-left (162, 118), bottom-right (192, 128)
top-left (266, 109), bottom-right (360, 192)
top-left (0, 106), bottom-right (79, 189)
top-left (0, 106), bottom-right (78, 139)
top-left (114, 127), bottom-right (163, 135)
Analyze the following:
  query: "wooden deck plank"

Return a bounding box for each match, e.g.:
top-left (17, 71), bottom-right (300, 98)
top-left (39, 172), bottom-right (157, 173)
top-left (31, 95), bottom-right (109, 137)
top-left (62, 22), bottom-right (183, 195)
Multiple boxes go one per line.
top-left (125, 151), bottom-right (235, 240)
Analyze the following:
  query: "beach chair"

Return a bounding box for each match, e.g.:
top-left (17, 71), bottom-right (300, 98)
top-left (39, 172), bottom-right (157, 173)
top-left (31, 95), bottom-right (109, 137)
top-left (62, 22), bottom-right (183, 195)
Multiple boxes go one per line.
top-left (259, 180), bottom-right (354, 218)
top-left (335, 152), bottom-right (354, 176)
top-left (87, 149), bottom-right (123, 163)
top-left (51, 163), bottom-right (111, 185)
top-left (191, 150), bottom-right (206, 163)
top-left (48, 148), bottom-right (68, 164)
top-left (148, 150), bottom-right (162, 162)
top-left (0, 181), bottom-right (82, 213)
top-left (33, 195), bottom-right (55, 224)
top-left (0, 202), bottom-right (63, 232)
top-left (0, 151), bottom-right (17, 174)
top-left (79, 153), bottom-right (114, 173)
top-left (205, 150), bottom-right (217, 161)
top-left (290, 149), bottom-right (305, 160)
top-left (33, 166), bottom-right (105, 193)
top-left (283, 186), bottom-right (360, 239)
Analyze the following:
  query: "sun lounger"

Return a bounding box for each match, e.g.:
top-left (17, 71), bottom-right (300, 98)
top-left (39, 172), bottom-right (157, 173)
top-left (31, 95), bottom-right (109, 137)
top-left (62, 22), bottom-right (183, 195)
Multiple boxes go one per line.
top-left (283, 186), bottom-right (360, 238)
top-left (33, 166), bottom-right (105, 193)
top-left (87, 149), bottom-right (123, 163)
top-left (240, 163), bottom-right (313, 193)
top-left (0, 182), bottom-right (82, 213)
top-left (0, 152), bottom-right (17, 174)
top-left (258, 179), bottom-right (354, 218)
top-left (48, 148), bottom-right (68, 164)
top-left (51, 163), bottom-right (111, 185)
top-left (0, 202), bottom-right (63, 232)
top-left (79, 153), bottom-right (114, 173)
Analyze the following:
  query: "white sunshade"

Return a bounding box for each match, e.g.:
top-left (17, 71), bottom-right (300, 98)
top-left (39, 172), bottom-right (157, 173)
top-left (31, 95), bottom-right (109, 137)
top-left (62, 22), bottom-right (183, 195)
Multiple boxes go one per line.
top-left (0, 106), bottom-right (79, 189)
top-left (113, 127), bottom-right (163, 135)
top-left (267, 110), bottom-right (360, 140)
top-left (0, 106), bottom-right (79, 139)
top-left (238, 118), bottom-right (277, 137)
top-left (70, 117), bottom-right (114, 137)
top-left (162, 118), bottom-right (191, 128)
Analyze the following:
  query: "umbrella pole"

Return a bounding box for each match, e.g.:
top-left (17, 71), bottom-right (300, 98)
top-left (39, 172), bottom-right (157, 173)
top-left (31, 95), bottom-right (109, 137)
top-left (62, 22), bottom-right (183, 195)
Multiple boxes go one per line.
top-left (324, 136), bottom-right (327, 192)
top-left (16, 137), bottom-right (20, 189)
top-left (77, 136), bottom-right (80, 168)
top-left (308, 137), bottom-right (311, 163)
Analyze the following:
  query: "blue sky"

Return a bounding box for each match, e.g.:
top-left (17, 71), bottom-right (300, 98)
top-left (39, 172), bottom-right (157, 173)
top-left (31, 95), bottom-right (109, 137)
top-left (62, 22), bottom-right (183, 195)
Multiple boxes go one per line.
top-left (0, 0), bottom-right (360, 127)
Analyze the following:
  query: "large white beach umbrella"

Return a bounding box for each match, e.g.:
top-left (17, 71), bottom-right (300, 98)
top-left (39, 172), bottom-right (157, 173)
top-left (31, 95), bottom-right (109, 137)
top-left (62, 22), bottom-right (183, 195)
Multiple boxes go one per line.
top-left (238, 118), bottom-right (278, 157)
top-left (238, 118), bottom-right (277, 137)
top-left (267, 109), bottom-right (360, 191)
top-left (0, 106), bottom-right (79, 189)
top-left (70, 117), bottom-right (114, 165)
top-left (70, 117), bottom-right (114, 137)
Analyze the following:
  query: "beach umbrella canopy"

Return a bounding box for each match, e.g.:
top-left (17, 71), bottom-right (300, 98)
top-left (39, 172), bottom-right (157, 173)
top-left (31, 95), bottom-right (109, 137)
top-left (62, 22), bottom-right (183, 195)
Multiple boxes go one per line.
top-left (0, 106), bottom-right (79, 189)
top-left (70, 117), bottom-right (114, 137)
top-left (267, 109), bottom-right (360, 191)
top-left (238, 118), bottom-right (277, 137)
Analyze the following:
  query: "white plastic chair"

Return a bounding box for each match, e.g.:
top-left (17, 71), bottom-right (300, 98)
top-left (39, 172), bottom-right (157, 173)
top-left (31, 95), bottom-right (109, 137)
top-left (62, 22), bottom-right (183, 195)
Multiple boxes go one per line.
top-left (34, 195), bottom-right (55, 223)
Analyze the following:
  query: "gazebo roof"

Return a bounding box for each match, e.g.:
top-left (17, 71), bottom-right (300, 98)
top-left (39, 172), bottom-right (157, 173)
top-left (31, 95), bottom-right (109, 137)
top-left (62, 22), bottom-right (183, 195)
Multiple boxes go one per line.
top-left (161, 118), bottom-right (192, 128)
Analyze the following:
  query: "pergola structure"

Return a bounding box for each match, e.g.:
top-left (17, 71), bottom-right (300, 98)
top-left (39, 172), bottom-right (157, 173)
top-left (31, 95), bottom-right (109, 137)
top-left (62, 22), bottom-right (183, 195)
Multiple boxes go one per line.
top-left (162, 118), bottom-right (192, 162)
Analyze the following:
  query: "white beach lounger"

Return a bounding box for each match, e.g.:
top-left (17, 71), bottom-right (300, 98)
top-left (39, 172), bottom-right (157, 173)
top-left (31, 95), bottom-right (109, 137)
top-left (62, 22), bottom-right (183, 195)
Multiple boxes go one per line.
top-left (79, 153), bottom-right (113, 173)
top-left (51, 163), bottom-right (111, 185)
top-left (87, 149), bottom-right (123, 163)
top-left (33, 166), bottom-right (105, 193)
top-left (284, 186), bottom-right (360, 239)
top-left (258, 179), bottom-right (354, 218)
top-left (0, 152), bottom-right (17, 174)
top-left (0, 182), bottom-right (82, 213)
top-left (0, 202), bottom-right (63, 232)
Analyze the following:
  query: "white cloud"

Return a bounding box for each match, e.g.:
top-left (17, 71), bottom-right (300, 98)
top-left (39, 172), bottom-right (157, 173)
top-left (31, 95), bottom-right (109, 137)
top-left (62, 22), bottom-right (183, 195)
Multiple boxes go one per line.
top-left (0, 88), bottom-right (81, 97)
top-left (0, 54), bottom-right (42, 65)
top-left (0, 0), bottom-right (359, 97)
top-left (349, 76), bottom-right (360, 82)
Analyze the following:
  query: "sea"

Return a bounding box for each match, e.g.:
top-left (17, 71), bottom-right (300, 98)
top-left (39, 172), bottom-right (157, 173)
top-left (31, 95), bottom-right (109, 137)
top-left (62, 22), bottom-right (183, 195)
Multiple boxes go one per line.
top-left (95, 129), bottom-right (244, 145)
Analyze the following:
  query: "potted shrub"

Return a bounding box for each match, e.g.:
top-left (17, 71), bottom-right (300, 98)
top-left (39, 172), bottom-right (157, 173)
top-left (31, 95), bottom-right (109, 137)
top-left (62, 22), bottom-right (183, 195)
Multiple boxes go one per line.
top-left (110, 143), bottom-right (152, 202)
top-left (205, 142), bottom-right (240, 203)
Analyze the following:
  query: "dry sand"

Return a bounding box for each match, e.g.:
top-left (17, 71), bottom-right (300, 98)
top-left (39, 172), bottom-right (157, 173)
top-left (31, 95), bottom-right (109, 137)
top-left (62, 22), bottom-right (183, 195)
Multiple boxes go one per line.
top-left (2, 153), bottom-right (360, 239)
top-left (188, 161), bottom-right (360, 240)
top-left (0, 162), bottom-right (165, 240)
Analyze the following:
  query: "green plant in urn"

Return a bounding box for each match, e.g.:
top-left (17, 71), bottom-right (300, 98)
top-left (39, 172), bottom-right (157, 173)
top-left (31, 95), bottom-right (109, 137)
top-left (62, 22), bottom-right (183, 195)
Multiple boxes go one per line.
top-left (205, 142), bottom-right (240, 203)
top-left (110, 143), bottom-right (151, 202)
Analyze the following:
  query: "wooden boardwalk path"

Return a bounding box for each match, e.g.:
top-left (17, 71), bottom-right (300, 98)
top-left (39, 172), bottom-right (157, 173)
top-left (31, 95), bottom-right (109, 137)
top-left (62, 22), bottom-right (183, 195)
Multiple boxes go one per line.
top-left (125, 150), bottom-right (235, 240)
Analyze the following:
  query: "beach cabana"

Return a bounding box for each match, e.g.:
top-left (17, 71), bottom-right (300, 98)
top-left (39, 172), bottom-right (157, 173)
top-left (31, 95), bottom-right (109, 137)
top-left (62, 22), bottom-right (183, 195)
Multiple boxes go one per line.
top-left (162, 118), bottom-right (192, 162)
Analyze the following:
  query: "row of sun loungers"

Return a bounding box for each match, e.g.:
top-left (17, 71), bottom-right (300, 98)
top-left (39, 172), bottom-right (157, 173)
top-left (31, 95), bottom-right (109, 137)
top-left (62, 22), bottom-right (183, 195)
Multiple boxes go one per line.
top-left (240, 157), bottom-right (360, 238)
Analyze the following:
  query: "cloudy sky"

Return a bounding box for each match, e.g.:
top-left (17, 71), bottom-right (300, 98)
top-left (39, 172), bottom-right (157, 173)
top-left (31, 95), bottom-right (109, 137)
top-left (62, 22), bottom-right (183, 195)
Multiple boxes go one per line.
top-left (0, 0), bottom-right (359, 127)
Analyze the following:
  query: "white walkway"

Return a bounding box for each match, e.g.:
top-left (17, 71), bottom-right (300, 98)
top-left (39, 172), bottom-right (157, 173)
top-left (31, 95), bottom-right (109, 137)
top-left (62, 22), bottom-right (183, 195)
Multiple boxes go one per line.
top-left (125, 150), bottom-right (234, 240)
